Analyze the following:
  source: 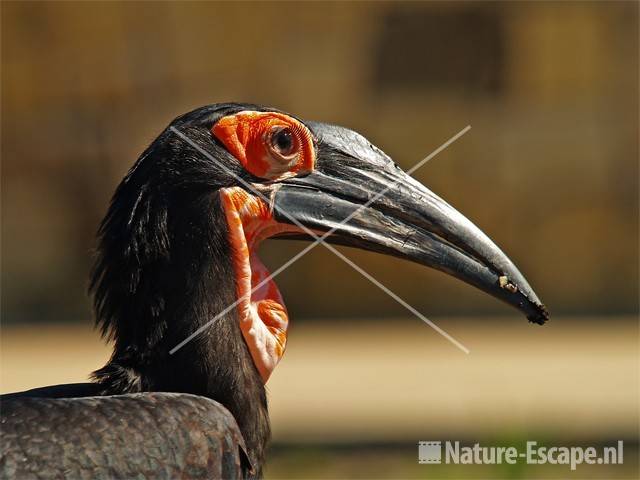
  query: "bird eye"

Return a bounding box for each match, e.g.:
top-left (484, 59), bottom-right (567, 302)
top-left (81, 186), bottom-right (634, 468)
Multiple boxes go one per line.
top-left (269, 127), bottom-right (300, 161)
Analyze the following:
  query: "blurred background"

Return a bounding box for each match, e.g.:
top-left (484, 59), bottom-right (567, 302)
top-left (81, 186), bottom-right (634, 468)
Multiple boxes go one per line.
top-left (1, 1), bottom-right (638, 478)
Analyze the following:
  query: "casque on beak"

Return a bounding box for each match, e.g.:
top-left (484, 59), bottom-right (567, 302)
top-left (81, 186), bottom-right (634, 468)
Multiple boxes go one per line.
top-left (266, 122), bottom-right (549, 324)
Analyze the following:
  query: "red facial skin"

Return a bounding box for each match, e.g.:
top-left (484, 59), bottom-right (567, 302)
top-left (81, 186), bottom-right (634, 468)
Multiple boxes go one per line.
top-left (213, 111), bottom-right (315, 181)
top-left (213, 111), bottom-right (316, 382)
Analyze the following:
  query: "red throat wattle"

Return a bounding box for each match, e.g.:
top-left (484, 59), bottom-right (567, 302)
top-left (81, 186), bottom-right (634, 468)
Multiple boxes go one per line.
top-left (220, 188), bottom-right (296, 383)
top-left (213, 110), bottom-right (317, 383)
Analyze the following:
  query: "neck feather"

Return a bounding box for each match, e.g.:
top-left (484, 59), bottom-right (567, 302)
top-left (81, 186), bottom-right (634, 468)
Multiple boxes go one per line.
top-left (90, 183), bottom-right (270, 469)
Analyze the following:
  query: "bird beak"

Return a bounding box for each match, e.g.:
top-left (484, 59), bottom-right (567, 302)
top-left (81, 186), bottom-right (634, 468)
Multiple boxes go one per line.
top-left (267, 122), bottom-right (549, 324)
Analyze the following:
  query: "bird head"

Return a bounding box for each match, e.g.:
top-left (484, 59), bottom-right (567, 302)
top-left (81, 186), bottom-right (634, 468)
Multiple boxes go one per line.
top-left (92, 102), bottom-right (548, 389)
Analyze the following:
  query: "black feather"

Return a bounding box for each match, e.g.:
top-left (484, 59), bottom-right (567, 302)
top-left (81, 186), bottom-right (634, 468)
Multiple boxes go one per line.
top-left (2, 104), bottom-right (283, 477)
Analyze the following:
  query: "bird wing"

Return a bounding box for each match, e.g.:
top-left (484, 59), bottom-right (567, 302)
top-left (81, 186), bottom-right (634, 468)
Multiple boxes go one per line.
top-left (1, 392), bottom-right (253, 479)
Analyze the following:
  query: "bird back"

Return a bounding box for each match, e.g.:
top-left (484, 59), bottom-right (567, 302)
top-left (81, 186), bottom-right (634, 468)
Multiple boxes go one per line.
top-left (1, 392), bottom-right (253, 479)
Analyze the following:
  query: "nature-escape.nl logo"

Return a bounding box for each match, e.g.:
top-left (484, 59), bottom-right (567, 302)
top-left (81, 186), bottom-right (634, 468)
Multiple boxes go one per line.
top-left (418, 440), bottom-right (624, 471)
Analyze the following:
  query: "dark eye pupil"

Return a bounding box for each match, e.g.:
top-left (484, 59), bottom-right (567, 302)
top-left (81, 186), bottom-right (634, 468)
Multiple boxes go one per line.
top-left (273, 128), bottom-right (293, 153)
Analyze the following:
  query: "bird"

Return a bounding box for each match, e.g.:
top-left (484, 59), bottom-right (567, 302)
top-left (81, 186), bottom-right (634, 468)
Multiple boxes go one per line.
top-left (1, 103), bottom-right (548, 479)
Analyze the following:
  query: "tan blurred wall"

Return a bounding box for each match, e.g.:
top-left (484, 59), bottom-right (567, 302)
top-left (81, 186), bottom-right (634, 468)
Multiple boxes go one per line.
top-left (2, 1), bottom-right (638, 324)
top-left (2, 318), bottom-right (638, 441)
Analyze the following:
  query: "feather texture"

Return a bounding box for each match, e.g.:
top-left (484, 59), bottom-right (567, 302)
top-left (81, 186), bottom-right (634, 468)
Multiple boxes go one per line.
top-left (1, 392), bottom-right (253, 479)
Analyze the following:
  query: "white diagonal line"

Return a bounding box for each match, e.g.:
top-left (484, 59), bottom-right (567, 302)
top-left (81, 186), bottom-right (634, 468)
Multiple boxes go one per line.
top-left (169, 125), bottom-right (470, 355)
top-left (319, 243), bottom-right (470, 354)
top-left (169, 239), bottom-right (324, 354)
top-left (405, 126), bottom-right (470, 176)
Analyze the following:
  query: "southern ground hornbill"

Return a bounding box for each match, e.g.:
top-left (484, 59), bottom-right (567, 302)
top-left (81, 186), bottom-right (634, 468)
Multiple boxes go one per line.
top-left (1, 103), bottom-right (548, 478)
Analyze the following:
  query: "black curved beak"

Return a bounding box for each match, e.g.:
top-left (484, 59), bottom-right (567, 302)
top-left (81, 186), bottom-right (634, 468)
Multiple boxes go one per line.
top-left (269, 122), bottom-right (549, 324)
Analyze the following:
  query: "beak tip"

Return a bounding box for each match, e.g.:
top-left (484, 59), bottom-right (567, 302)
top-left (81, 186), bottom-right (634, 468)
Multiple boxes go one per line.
top-left (498, 276), bottom-right (549, 325)
top-left (527, 304), bottom-right (550, 325)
